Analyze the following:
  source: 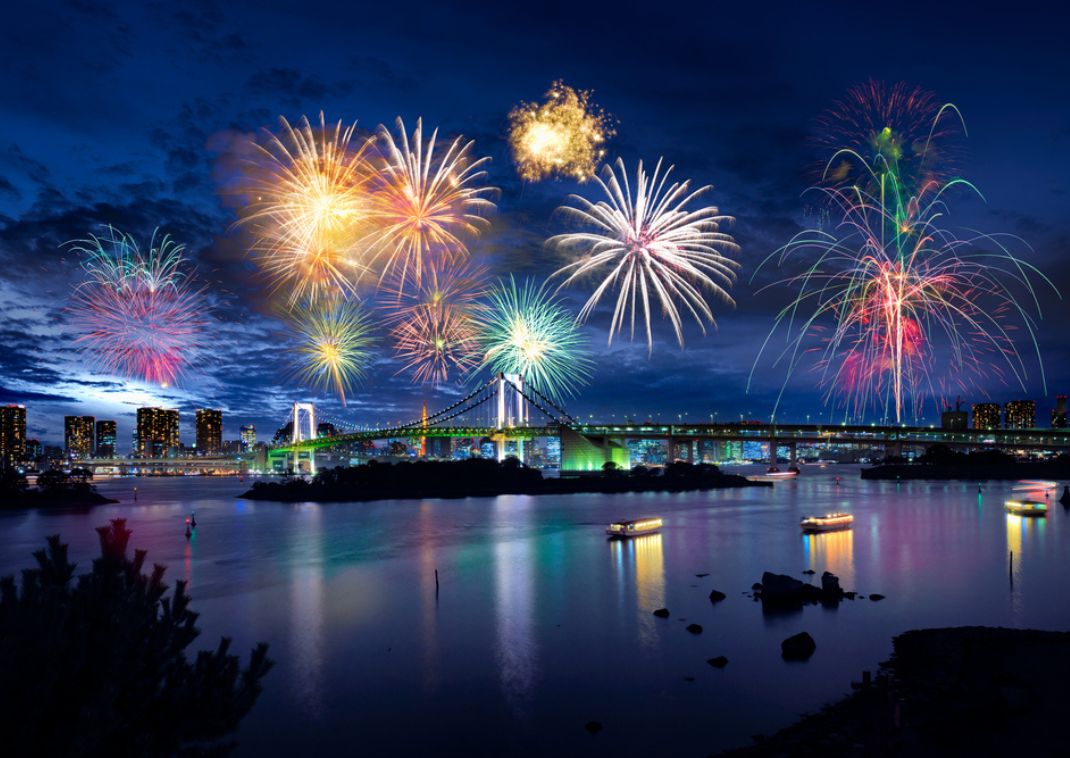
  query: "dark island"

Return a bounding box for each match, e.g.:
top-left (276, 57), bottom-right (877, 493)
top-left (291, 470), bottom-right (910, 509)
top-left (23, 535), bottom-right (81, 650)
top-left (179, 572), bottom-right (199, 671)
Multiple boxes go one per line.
top-left (862, 444), bottom-right (1070, 481)
top-left (241, 458), bottom-right (768, 502)
top-left (1, 468), bottom-right (118, 509)
top-left (723, 626), bottom-right (1070, 756)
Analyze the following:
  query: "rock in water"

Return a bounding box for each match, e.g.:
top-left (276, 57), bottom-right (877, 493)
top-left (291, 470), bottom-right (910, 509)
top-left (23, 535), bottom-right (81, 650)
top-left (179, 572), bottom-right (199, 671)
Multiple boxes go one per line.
top-left (760, 571), bottom-right (821, 607)
top-left (821, 571), bottom-right (845, 601)
top-left (686, 623), bottom-right (703, 634)
top-left (802, 569), bottom-right (816, 575)
top-left (584, 721), bottom-right (602, 734)
top-left (708, 589), bottom-right (727, 603)
top-left (653, 608), bottom-right (671, 618)
top-left (869, 593), bottom-right (885, 601)
top-left (781, 632), bottom-right (817, 660)
top-left (707, 656), bottom-right (729, 668)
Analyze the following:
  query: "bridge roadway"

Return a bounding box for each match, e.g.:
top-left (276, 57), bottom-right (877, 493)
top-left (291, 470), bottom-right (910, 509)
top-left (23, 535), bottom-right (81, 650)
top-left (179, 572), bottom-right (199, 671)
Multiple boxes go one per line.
top-left (274, 422), bottom-right (1070, 453)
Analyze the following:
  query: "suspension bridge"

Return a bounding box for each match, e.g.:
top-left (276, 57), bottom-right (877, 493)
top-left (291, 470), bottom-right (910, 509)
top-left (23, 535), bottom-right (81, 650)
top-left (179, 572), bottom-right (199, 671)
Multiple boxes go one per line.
top-left (268, 373), bottom-right (1070, 474)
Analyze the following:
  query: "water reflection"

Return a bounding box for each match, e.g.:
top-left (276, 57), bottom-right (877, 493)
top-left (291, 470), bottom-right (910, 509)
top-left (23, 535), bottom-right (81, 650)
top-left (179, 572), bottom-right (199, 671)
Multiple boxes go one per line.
top-left (610, 534), bottom-right (665, 647)
top-left (802, 529), bottom-right (855, 586)
top-left (494, 498), bottom-right (537, 716)
top-left (1005, 512), bottom-right (1046, 625)
top-left (289, 504), bottom-right (325, 719)
top-left (418, 501), bottom-right (439, 694)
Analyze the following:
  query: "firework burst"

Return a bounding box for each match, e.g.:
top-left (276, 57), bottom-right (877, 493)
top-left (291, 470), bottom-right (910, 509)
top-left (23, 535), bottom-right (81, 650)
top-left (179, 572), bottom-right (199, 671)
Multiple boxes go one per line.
top-left (477, 277), bottom-right (592, 401)
top-left (508, 80), bottom-right (614, 182)
top-left (549, 158), bottom-right (739, 351)
top-left (293, 298), bottom-right (375, 405)
top-left (815, 80), bottom-right (965, 190)
top-left (384, 260), bottom-right (488, 384)
top-left (753, 164), bottom-right (1055, 423)
top-left (238, 112), bottom-right (376, 306)
top-left (366, 117), bottom-right (496, 285)
top-left (68, 227), bottom-right (206, 386)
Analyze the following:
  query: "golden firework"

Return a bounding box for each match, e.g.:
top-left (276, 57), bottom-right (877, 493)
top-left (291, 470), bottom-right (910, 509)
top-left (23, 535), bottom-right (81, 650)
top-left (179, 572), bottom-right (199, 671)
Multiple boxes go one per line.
top-left (238, 112), bottom-right (376, 307)
top-left (508, 80), bottom-right (614, 182)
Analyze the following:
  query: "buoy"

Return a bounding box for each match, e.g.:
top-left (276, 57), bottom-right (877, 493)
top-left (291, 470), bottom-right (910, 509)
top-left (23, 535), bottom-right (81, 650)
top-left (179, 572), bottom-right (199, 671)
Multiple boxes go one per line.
top-left (185, 517), bottom-right (192, 539)
top-left (190, 512), bottom-right (197, 528)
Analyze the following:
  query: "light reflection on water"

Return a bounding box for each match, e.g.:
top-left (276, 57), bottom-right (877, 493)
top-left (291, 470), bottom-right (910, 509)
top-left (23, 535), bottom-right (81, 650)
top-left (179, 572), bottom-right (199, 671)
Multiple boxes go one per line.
top-left (1, 468), bottom-right (1069, 756)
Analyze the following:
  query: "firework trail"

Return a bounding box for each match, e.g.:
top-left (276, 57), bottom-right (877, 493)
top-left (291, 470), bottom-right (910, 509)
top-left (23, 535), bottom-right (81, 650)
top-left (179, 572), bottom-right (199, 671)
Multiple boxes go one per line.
top-left (68, 227), bottom-right (206, 386)
top-left (238, 112), bottom-right (376, 307)
top-left (383, 260), bottom-right (488, 385)
top-left (752, 159), bottom-right (1056, 423)
top-left (549, 158), bottom-right (739, 351)
top-left (366, 117), bottom-right (496, 285)
top-left (477, 277), bottom-right (592, 402)
top-left (508, 80), bottom-right (614, 182)
top-left (293, 298), bottom-right (375, 405)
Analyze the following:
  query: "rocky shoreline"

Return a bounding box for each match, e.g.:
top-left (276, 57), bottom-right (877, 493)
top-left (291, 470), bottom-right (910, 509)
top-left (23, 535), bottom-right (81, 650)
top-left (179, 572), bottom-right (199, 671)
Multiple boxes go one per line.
top-left (721, 626), bottom-right (1070, 756)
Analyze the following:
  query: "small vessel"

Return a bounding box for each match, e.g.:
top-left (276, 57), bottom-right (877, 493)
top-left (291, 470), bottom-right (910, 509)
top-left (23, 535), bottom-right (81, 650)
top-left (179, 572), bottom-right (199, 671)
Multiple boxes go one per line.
top-left (1004, 499), bottom-right (1048, 517)
top-left (606, 518), bottom-right (663, 538)
top-left (749, 470), bottom-right (799, 482)
top-left (800, 513), bottom-right (854, 533)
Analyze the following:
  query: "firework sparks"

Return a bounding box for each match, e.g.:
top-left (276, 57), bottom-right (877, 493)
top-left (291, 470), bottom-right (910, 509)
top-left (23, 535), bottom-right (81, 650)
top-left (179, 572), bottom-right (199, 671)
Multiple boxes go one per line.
top-left (477, 277), bottom-right (592, 401)
top-left (753, 162), bottom-right (1055, 423)
top-left (508, 80), bottom-right (614, 182)
top-left (68, 227), bottom-right (206, 386)
top-left (294, 298), bottom-right (375, 405)
top-left (549, 158), bottom-right (739, 351)
top-left (815, 80), bottom-right (965, 189)
top-left (384, 260), bottom-right (488, 384)
top-left (366, 117), bottom-right (496, 285)
top-left (238, 112), bottom-right (376, 307)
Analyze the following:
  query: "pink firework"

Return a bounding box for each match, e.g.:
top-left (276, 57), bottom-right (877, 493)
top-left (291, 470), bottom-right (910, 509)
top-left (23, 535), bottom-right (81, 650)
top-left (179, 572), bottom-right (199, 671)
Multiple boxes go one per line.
top-left (68, 227), bottom-right (207, 386)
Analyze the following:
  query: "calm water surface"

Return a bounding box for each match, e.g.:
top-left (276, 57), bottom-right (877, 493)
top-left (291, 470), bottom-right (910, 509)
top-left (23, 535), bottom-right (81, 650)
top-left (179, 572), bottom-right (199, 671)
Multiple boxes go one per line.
top-left (2, 466), bottom-right (1068, 755)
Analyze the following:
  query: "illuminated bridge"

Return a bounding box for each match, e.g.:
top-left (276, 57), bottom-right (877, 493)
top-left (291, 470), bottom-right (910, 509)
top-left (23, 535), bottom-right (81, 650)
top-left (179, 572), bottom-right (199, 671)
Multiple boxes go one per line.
top-left (271, 375), bottom-right (1070, 472)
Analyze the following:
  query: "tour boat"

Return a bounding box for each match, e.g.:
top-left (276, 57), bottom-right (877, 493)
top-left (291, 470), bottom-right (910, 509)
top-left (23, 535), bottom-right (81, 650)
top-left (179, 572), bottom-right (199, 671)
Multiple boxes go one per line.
top-left (1004, 499), bottom-right (1048, 517)
top-left (606, 518), bottom-right (663, 538)
top-left (749, 470), bottom-right (799, 482)
top-left (800, 512), bottom-right (854, 533)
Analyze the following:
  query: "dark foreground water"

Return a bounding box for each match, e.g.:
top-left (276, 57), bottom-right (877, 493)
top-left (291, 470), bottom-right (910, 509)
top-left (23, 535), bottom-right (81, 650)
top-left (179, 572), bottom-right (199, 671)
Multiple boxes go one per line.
top-left (2, 467), bottom-right (1068, 755)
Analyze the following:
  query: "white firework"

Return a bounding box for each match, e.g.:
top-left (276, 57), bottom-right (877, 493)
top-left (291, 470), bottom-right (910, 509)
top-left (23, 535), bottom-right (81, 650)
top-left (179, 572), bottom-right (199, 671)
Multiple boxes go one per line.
top-left (549, 157), bottom-right (739, 350)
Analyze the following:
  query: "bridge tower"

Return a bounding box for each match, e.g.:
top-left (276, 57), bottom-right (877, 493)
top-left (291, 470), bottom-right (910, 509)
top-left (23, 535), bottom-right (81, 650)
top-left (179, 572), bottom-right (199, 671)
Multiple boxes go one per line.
top-left (495, 373), bottom-right (528, 463)
top-left (292, 402), bottom-right (316, 475)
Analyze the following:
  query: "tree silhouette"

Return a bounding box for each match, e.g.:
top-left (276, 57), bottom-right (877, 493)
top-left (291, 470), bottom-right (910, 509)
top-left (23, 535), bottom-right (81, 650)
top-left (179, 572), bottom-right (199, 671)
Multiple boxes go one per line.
top-left (0, 519), bottom-right (272, 756)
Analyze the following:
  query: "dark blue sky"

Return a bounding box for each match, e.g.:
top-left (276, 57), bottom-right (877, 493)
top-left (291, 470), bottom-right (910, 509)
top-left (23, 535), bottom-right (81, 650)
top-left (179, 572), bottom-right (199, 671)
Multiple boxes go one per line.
top-left (2, 0), bottom-right (1068, 446)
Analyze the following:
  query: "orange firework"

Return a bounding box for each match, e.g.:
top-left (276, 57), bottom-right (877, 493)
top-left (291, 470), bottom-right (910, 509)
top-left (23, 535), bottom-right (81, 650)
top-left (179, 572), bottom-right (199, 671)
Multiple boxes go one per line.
top-left (365, 117), bottom-right (496, 285)
top-left (237, 112), bottom-right (376, 307)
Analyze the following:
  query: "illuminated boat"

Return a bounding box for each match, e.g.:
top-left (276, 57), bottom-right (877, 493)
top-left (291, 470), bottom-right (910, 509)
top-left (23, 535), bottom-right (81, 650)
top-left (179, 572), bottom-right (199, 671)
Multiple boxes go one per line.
top-left (606, 517), bottom-right (663, 538)
top-left (1011, 480), bottom-right (1057, 492)
top-left (749, 470), bottom-right (799, 482)
top-left (1004, 499), bottom-right (1048, 517)
top-left (800, 513), bottom-right (854, 533)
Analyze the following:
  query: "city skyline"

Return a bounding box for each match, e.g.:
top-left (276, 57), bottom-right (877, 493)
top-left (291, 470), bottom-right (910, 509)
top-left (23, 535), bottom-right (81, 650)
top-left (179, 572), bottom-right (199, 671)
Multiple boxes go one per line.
top-left (2, 1), bottom-right (1068, 444)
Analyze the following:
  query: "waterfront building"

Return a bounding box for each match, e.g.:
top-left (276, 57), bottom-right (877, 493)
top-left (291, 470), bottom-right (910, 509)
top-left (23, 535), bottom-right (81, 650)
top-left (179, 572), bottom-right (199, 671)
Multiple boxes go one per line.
top-left (1052, 395), bottom-right (1068, 428)
top-left (1004, 399), bottom-right (1036, 430)
top-left (971, 403), bottom-right (1001, 430)
top-left (940, 408), bottom-right (968, 430)
top-left (95, 420), bottom-right (117, 457)
top-left (64, 415), bottom-right (95, 459)
top-left (136, 407), bottom-right (180, 458)
top-left (195, 408), bottom-right (223, 455)
top-left (240, 424), bottom-right (257, 451)
top-left (0, 404), bottom-right (27, 469)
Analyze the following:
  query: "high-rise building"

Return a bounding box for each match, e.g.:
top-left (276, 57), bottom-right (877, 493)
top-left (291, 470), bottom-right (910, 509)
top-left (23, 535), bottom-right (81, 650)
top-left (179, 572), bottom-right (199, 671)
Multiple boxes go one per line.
top-left (971, 403), bottom-right (1001, 431)
top-left (136, 407), bottom-right (180, 458)
top-left (240, 424), bottom-right (256, 451)
top-left (195, 408), bottom-right (223, 455)
top-left (64, 415), bottom-right (95, 459)
top-left (1004, 400), bottom-right (1036, 430)
top-left (95, 420), bottom-right (117, 457)
top-left (25, 438), bottom-right (42, 463)
top-left (1052, 395), bottom-right (1068, 429)
top-left (0, 405), bottom-right (27, 469)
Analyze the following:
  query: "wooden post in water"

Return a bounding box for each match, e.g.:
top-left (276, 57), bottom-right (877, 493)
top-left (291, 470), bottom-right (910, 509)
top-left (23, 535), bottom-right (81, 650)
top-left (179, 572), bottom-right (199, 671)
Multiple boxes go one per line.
top-left (435, 569), bottom-right (439, 596)
top-left (1009, 550), bottom-right (1013, 584)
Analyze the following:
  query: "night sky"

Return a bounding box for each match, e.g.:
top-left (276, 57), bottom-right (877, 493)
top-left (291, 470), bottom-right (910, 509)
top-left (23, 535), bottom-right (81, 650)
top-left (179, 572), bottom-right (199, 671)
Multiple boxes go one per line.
top-left (2, 1), bottom-right (1068, 447)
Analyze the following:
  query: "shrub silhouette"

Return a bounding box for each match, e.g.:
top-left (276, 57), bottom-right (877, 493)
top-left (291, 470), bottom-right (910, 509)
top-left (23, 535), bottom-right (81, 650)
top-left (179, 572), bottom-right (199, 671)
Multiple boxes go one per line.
top-left (0, 519), bottom-right (272, 756)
